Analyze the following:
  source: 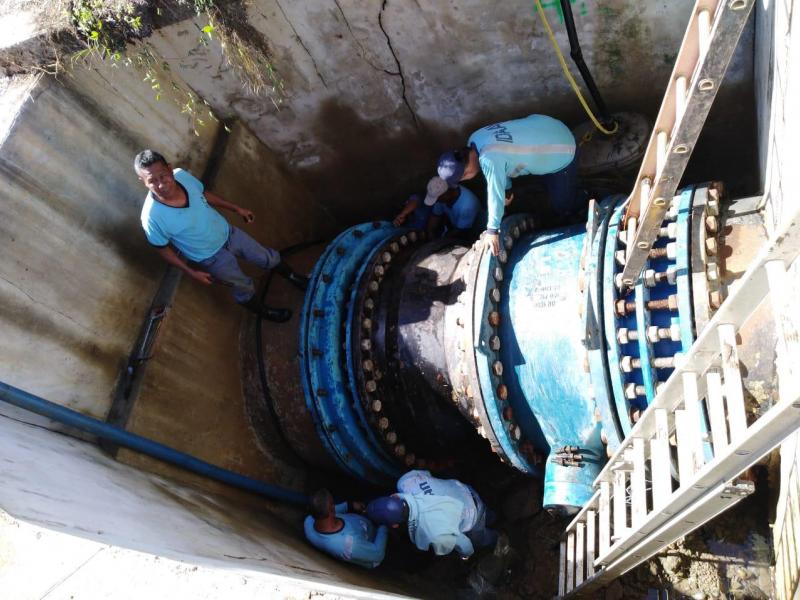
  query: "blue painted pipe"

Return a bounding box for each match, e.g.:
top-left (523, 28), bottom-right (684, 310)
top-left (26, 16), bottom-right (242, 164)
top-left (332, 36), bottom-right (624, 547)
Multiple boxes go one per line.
top-left (295, 186), bottom-right (711, 511)
top-left (0, 381), bottom-right (309, 507)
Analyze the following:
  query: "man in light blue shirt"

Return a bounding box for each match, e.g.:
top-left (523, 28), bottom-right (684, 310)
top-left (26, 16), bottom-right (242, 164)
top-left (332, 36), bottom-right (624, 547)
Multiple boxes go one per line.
top-left (136, 150), bottom-right (307, 322)
top-left (304, 489), bottom-right (388, 569)
top-left (437, 114), bottom-right (580, 255)
top-left (367, 470), bottom-right (497, 558)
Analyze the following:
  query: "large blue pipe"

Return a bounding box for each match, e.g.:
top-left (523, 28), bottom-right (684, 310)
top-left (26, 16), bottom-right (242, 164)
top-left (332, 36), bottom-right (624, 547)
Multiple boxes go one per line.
top-left (296, 186), bottom-right (713, 511)
top-left (0, 381), bottom-right (309, 507)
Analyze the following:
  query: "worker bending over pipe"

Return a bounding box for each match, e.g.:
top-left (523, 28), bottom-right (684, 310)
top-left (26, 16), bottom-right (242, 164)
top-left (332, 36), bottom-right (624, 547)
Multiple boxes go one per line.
top-left (437, 114), bottom-right (582, 255)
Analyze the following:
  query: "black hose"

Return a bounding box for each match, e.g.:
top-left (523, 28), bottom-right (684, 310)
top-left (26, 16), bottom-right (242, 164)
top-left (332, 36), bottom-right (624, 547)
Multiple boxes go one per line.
top-left (254, 239), bottom-right (324, 461)
top-left (559, 0), bottom-right (615, 129)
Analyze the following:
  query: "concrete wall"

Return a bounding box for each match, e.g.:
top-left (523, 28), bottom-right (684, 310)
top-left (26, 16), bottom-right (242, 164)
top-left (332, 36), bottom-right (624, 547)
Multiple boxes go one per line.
top-left (117, 120), bottom-right (326, 497)
top-left (755, 1), bottom-right (800, 598)
top-left (0, 65), bottom-right (214, 421)
top-left (146, 0), bottom-right (742, 223)
top-left (0, 413), bottom-right (413, 599)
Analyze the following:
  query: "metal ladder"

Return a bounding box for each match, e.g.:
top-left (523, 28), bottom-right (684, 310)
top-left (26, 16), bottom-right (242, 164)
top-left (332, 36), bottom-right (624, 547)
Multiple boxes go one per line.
top-left (619, 0), bottom-right (755, 287)
top-left (557, 204), bottom-right (800, 596)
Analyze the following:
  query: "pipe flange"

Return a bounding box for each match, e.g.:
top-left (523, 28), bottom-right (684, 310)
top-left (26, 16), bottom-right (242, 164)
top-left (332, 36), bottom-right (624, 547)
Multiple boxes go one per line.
top-left (463, 213), bottom-right (538, 474)
top-left (300, 223), bottom-right (403, 484)
top-left (347, 230), bottom-right (430, 470)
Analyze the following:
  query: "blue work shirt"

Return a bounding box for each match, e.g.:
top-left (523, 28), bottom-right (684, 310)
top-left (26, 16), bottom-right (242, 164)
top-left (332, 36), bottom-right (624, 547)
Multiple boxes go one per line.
top-left (140, 169), bottom-right (230, 262)
top-left (304, 503), bottom-right (389, 569)
top-left (432, 186), bottom-right (480, 230)
top-left (468, 114), bottom-right (576, 230)
top-left (406, 193), bottom-right (432, 230)
top-left (397, 470), bottom-right (481, 532)
top-left (398, 493), bottom-right (474, 557)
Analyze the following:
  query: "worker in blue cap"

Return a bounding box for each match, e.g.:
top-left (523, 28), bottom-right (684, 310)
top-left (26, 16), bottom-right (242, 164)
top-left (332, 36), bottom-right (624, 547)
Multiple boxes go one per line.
top-left (304, 489), bottom-right (388, 568)
top-left (437, 114), bottom-right (580, 255)
top-left (366, 470), bottom-right (496, 559)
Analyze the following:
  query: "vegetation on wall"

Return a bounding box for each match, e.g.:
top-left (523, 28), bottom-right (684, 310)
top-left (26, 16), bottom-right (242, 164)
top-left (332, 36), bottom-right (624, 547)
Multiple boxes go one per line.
top-left (67, 0), bottom-right (285, 133)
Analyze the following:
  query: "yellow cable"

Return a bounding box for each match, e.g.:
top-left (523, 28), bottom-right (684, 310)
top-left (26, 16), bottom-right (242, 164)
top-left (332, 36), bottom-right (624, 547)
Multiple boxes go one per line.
top-left (534, 0), bottom-right (618, 135)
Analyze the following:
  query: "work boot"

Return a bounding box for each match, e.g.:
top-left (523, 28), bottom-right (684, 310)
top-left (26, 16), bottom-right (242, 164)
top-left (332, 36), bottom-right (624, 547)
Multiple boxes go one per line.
top-left (241, 296), bottom-right (292, 323)
top-left (274, 260), bottom-right (309, 292)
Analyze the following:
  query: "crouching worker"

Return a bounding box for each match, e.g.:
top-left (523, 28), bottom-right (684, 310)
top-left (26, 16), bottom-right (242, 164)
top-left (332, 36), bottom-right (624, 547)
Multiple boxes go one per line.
top-left (367, 470), bottom-right (497, 559)
top-left (304, 489), bottom-right (388, 569)
top-left (136, 150), bottom-right (307, 322)
top-left (392, 176), bottom-right (448, 229)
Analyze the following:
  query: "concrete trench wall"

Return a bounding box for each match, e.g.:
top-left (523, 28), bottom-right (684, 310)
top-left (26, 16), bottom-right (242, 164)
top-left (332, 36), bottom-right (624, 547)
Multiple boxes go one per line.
top-left (0, 46), bottom-right (341, 598)
top-left (147, 0), bottom-right (732, 224)
top-left (0, 414), bottom-right (414, 599)
top-left (755, 0), bottom-right (800, 598)
top-left (0, 0), bottom-right (767, 596)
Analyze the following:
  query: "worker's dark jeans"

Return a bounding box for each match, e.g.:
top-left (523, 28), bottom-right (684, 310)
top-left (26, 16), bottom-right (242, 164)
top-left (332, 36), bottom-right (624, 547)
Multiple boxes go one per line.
top-left (541, 154), bottom-right (585, 216)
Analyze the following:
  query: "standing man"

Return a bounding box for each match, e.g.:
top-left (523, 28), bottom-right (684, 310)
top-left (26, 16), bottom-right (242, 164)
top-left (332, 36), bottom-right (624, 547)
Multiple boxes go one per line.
top-left (136, 150), bottom-right (306, 322)
top-left (366, 470), bottom-right (497, 559)
top-left (437, 114), bottom-right (580, 255)
top-left (304, 489), bottom-right (388, 568)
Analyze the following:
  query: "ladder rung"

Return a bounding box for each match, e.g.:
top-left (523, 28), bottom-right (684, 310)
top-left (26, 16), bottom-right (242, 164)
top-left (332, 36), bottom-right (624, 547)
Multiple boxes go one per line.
top-left (656, 132), bottom-right (669, 177)
top-left (650, 408), bottom-right (672, 510)
top-left (631, 438), bottom-right (647, 527)
top-left (718, 324), bottom-right (748, 441)
top-left (586, 509), bottom-right (596, 577)
top-left (613, 470), bottom-right (628, 539)
top-left (675, 76), bottom-right (687, 122)
top-left (682, 371), bottom-right (706, 472)
top-left (626, 215), bottom-right (639, 261)
top-left (566, 531), bottom-right (575, 591)
top-left (706, 370), bottom-right (729, 454)
top-left (675, 409), bottom-right (695, 485)
top-left (576, 522), bottom-right (586, 586)
top-left (599, 481), bottom-right (611, 554)
top-left (697, 9), bottom-right (711, 61)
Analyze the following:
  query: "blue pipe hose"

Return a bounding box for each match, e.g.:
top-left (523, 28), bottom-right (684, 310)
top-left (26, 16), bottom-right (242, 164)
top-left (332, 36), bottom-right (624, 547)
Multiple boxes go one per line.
top-left (0, 381), bottom-right (309, 507)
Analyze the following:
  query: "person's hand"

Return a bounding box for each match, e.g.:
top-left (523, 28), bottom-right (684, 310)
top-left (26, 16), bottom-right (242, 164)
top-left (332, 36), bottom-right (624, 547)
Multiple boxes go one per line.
top-left (392, 213), bottom-right (407, 227)
top-left (482, 231), bottom-right (500, 256)
top-left (351, 501), bottom-right (366, 514)
top-left (190, 270), bottom-right (214, 285)
top-left (237, 207), bottom-right (255, 223)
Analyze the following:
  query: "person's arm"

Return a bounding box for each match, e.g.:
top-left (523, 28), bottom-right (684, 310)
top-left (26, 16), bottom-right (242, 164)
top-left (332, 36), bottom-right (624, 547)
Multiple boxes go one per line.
top-left (453, 532), bottom-right (475, 558)
top-left (481, 158), bottom-right (508, 256)
top-left (353, 525), bottom-right (389, 567)
top-left (393, 196), bottom-right (420, 226)
top-left (204, 190), bottom-right (254, 224)
top-left (156, 245), bottom-right (213, 285)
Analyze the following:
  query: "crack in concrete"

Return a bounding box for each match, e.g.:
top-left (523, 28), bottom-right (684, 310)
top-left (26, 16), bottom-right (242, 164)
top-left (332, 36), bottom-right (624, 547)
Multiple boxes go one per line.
top-left (274, 0), bottom-right (328, 88)
top-left (0, 273), bottom-right (100, 338)
top-left (333, 0), bottom-right (397, 76)
top-left (377, 0), bottom-right (420, 130)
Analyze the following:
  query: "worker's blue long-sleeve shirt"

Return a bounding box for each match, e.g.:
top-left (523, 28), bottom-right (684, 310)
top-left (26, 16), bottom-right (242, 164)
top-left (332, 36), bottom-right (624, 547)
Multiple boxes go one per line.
top-left (304, 503), bottom-right (389, 568)
top-left (398, 493), bottom-right (475, 557)
top-left (468, 114), bottom-right (576, 230)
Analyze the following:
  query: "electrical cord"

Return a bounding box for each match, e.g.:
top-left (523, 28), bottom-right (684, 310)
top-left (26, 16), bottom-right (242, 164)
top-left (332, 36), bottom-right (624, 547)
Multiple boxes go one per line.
top-left (533, 0), bottom-right (619, 135)
top-left (254, 239), bottom-right (323, 463)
